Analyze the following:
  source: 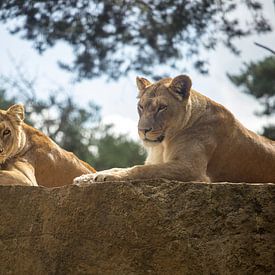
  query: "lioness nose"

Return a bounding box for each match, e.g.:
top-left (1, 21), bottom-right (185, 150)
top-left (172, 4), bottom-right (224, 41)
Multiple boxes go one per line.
top-left (139, 127), bottom-right (152, 134)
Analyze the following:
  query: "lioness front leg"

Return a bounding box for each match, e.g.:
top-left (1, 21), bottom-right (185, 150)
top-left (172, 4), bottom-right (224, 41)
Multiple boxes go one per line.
top-left (74, 162), bottom-right (210, 184)
top-left (0, 161), bottom-right (38, 186)
top-left (0, 170), bottom-right (37, 186)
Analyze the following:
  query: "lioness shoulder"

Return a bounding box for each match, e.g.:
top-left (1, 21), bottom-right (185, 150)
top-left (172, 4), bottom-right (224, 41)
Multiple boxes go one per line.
top-left (74, 75), bottom-right (275, 184)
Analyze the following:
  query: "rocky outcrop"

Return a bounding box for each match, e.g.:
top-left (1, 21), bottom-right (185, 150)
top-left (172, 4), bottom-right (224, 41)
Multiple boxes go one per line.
top-left (0, 180), bottom-right (274, 274)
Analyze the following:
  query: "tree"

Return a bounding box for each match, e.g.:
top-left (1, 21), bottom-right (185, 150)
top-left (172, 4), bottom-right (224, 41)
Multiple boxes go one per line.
top-left (263, 125), bottom-right (275, 140)
top-left (0, 0), bottom-right (272, 80)
top-left (228, 56), bottom-right (275, 140)
top-left (0, 74), bottom-right (146, 169)
top-left (0, 89), bottom-right (17, 109)
top-left (89, 126), bottom-right (146, 170)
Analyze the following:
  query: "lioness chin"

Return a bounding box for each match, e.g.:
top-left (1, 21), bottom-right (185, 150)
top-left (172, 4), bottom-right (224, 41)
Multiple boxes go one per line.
top-left (0, 104), bottom-right (96, 186)
top-left (74, 75), bottom-right (275, 184)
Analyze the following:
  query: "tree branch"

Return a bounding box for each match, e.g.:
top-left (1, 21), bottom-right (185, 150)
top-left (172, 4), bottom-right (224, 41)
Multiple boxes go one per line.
top-left (254, 42), bottom-right (275, 55)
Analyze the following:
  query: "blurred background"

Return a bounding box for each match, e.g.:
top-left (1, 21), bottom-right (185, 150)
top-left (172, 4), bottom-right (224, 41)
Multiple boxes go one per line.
top-left (0, 0), bottom-right (274, 170)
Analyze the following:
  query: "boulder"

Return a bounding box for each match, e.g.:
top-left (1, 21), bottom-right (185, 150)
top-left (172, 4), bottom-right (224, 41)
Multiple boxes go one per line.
top-left (0, 180), bottom-right (274, 274)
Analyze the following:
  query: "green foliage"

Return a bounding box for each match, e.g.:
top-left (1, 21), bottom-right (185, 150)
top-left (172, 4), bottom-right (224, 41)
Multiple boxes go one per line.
top-left (228, 56), bottom-right (275, 140)
top-left (90, 126), bottom-right (146, 170)
top-left (228, 56), bottom-right (275, 115)
top-left (0, 89), bottom-right (16, 109)
top-left (263, 125), bottom-right (275, 140)
top-left (0, 0), bottom-right (272, 80)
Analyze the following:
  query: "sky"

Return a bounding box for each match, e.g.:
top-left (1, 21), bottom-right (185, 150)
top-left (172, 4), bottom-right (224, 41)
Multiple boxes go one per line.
top-left (0, 1), bottom-right (274, 141)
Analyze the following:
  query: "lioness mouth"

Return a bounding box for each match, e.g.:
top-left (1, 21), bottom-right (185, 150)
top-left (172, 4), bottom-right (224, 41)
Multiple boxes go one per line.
top-left (144, 135), bottom-right (165, 143)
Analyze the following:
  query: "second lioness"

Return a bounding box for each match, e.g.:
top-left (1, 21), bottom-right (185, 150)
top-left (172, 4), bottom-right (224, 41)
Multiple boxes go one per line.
top-left (74, 75), bottom-right (275, 184)
top-left (0, 104), bottom-right (96, 186)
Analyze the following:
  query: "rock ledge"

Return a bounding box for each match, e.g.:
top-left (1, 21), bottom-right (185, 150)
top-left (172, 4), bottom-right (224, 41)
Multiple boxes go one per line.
top-left (0, 180), bottom-right (275, 274)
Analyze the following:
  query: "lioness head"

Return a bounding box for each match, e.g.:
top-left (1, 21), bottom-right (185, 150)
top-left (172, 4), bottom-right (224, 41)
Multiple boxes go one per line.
top-left (0, 104), bottom-right (26, 163)
top-left (136, 75), bottom-right (192, 146)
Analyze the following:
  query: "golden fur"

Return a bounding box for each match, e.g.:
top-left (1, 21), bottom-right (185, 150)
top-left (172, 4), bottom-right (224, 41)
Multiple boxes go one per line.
top-left (74, 75), bottom-right (275, 184)
top-left (0, 104), bottom-right (96, 186)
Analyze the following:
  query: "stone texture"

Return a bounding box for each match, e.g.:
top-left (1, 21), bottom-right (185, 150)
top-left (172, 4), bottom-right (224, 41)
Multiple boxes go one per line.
top-left (0, 180), bottom-right (274, 274)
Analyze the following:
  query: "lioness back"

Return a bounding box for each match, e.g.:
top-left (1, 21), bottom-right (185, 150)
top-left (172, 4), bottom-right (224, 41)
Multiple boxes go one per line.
top-left (195, 96), bottom-right (275, 183)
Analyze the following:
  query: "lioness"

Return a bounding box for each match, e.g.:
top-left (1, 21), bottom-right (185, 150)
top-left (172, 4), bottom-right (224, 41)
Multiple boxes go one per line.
top-left (0, 104), bottom-right (96, 186)
top-left (74, 75), bottom-right (275, 184)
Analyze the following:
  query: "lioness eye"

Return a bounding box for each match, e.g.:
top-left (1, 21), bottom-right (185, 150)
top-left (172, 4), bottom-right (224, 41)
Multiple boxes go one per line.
top-left (3, 129), bottom-right (11, 136)
top-left (158, 105), bottom-right (167, 112)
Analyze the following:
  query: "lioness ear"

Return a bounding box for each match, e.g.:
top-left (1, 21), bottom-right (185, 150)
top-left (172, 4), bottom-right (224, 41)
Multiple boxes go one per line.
top-left (169, 75), bottom-right (192, 99)
top-left (7, 104), bottom-right (25, 122)
top-left (136, 77), bottom-right (151, 95)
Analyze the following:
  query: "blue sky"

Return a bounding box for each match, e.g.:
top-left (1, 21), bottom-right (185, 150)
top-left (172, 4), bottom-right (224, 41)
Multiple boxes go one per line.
top-left (0, 1), bottom-right (274, 140)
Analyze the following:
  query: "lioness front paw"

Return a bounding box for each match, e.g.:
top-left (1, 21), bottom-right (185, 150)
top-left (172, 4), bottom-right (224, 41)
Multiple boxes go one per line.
top-left (93, 169), bottom-right (129, 182)
top-left (73, 168), bottom-right (130, 185)
top-left (73, 173), bottom-right (95, 185)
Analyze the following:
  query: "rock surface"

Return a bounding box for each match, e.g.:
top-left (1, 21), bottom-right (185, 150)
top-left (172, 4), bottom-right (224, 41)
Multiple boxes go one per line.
top-left (0, 180), bottom-right (274, 274)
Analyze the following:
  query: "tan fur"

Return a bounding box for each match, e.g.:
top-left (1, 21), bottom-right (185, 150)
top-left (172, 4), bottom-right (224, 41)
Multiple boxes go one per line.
top-left (0, 104), bottom-right (96, 187)
top-left (74, 75), bottom-right (275, 184)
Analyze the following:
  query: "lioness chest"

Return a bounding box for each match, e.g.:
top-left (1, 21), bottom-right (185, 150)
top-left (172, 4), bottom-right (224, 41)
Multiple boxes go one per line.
top-left (145, 144), bottom-right (172, 165)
